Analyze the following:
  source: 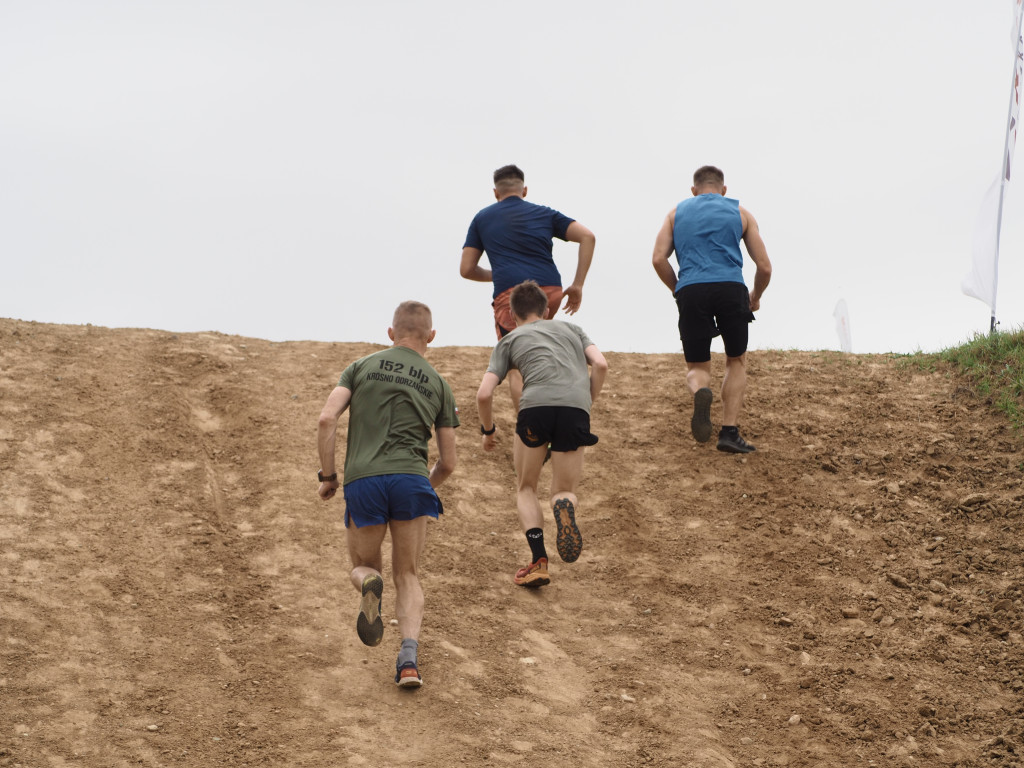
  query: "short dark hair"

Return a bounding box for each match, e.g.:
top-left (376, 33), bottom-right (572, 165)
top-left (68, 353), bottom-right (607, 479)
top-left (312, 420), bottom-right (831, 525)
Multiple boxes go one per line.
top-left (493, 164), bottom-right (525, 186)
top-left (509, 280), bottom-right (549, 321)
top-left (693, 165), bottom-right (725, 187)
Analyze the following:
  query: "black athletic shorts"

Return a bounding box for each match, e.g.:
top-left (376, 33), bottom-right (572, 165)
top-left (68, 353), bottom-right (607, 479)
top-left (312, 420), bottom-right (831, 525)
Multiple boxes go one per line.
top-left (516, 406), bottom-right (599, 452)
top-left (675, 281), bottom-right (754, 363)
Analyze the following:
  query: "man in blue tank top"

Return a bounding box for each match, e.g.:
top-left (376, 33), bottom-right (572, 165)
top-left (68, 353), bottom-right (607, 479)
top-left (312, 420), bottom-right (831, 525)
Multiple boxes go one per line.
top-left (651, 165), bottom-right (772, 453)
top-left (460, 164), bottom-right (596, 411)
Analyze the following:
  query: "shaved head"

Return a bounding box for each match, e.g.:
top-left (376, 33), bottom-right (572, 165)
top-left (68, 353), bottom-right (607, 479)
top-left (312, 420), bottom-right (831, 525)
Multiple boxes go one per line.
top-left (391, 301), bottom-right (433, 341)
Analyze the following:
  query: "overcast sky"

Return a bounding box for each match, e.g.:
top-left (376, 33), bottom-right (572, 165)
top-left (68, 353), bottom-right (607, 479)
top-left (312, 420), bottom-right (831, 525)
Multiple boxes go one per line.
top-left (2, 1), bottom-right (1022, 355)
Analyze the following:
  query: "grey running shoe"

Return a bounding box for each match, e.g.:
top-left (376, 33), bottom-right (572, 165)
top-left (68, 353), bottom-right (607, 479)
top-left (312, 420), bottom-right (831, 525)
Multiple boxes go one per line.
top-left (691, 387), bottom-right (713, 443)
top-left (356, 573), bottom-right (384, 646)
top-left (717, 431), bottom-right (756, 454)
top-left (553, 498), bottom-right (583, 563)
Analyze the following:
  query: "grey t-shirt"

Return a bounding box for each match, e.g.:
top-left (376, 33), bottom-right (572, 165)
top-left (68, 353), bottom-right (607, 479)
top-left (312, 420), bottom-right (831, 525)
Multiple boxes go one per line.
top-left (486, 319), bottom-right (594, 412)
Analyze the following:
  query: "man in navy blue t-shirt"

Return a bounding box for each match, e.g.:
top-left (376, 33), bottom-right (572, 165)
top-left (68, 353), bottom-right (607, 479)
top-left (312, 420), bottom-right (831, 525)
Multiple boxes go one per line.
top-left (460, 164), bottom-right (596, 411)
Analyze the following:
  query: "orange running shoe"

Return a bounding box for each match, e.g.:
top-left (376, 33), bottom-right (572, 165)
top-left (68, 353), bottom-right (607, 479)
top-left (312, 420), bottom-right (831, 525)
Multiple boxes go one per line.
top-left (514, 557), bottom-right (550, 588)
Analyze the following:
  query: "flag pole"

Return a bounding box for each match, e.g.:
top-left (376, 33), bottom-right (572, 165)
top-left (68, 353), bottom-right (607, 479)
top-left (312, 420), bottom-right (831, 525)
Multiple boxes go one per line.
top-left (992, 184), bottom-right (1004, 334)
top-left (992, 2), bottom-right (1024, 334)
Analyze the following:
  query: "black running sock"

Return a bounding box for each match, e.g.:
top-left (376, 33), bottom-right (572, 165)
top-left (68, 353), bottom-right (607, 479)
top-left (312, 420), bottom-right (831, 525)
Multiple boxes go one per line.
top-left (398, 638), bottom-right (418, 668)
top-left (526, 528), bottom-right (547, 562)
top-left (720, 425), bottom-right (739, 437)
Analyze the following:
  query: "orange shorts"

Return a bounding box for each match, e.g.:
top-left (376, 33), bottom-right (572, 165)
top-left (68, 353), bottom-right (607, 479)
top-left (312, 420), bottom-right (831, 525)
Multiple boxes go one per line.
top-left (492, 285), bottom-right (563, 339)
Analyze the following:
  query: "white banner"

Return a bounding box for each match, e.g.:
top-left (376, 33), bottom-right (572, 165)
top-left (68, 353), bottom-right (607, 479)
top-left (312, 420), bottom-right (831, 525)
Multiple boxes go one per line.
top-left (962, 1), bottom-right (1024, 313)
top-left (833, 299), bottom-right (852, 353)
top-left (1005, 0), bottom-right (1023, 181)
top-left (963, 178), bottom-right (1002, 308)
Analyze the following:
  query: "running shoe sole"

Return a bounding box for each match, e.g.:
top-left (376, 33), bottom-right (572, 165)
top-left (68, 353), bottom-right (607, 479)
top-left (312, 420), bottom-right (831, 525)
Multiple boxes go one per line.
top-left (691, 387), bottom-right (713, 443)
top-left (356, 573), bottom-right (384, 647)
top-left (553, 498), bottom-right (583, 563)
top-left (515, 571), bottom-right (550, 588)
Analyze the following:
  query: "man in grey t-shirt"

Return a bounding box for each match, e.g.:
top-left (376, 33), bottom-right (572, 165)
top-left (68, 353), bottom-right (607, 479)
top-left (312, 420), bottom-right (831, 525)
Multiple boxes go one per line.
top-left (476, 281), bottom-right (608, 588)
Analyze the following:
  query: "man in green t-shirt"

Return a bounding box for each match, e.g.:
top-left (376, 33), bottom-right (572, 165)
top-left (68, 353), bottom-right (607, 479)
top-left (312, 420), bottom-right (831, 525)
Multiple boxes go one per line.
top-left (317, 301), bottom-right (459, 688)
top-left (476, 281), bottom-right (608, 588)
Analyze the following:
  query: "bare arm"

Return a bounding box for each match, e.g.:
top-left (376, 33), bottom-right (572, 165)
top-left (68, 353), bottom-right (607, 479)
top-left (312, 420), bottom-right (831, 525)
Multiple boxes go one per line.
top-left (651, 211), bottom-right (678, 292)
top-left (739, 206), bottom-right (772, 311)
top-left (561, 221), bottom-right (596, 315)
top-left (316, 386), bottom-right (352, 500)
top-left (428, 426), bottom-right (457, 488)
top-left (476, 371), bottom-right (500, 452)
top-left (584, 344), bottom-right (608, 404)
top-left (460, 247), bottom-right (492, 282)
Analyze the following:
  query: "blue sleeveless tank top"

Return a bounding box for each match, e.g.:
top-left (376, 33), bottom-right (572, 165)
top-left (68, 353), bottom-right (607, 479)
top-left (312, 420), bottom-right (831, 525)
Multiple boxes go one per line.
top-left (672, 194), bottom-right (744, 292)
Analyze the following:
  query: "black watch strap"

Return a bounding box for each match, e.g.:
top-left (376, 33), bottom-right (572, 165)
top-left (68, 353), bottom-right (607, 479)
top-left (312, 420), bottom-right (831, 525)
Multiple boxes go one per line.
top-left (480, 424), bottom-right (496, 435)
top-left (318, 470), bottom-right (338, 482)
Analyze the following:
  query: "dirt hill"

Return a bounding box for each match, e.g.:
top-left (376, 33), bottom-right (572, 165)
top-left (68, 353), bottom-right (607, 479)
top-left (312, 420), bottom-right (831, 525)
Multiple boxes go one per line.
top-left (1, 317), bottom-right (1022, 768)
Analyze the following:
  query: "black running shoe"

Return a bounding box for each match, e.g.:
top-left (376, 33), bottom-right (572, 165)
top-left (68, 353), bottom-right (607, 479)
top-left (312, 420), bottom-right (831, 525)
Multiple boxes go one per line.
top-left (356, 573), bottom-right (384, 646)
top-left (691, 387), bottom-right (713, 443)
top-left (716, 430), bottom-right (756, 454)
top-left (553, 498), bottom-right (583, 563)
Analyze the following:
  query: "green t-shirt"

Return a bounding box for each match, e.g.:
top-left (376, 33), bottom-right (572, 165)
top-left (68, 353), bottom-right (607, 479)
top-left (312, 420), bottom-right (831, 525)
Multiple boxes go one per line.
top-left (486, 319), bottom-right (594, 412)
top-left (338, 346), bottom-right (459, 484)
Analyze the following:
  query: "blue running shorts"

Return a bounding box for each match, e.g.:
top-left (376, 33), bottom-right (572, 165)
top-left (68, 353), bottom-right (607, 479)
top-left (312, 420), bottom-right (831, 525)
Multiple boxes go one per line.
top-left (343, 474), bottom-right (443, 529)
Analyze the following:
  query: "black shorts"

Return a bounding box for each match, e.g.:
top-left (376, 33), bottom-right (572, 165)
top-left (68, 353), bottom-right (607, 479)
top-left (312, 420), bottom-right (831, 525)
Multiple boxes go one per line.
top-left (675, 281), bottom-right (754, 363)
top-left (516, 406), bottom-right (599, 452)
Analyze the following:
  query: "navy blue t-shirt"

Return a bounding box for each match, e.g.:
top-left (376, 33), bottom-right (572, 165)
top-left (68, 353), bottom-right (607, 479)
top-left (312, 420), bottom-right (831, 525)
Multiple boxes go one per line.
top-left (463, 196), bottom-right (574, 297)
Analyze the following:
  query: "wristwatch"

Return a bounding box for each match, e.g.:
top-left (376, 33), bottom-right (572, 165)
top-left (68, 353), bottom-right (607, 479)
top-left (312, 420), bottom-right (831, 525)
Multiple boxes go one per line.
top-left (480, 424), bottom-right (496, 435)
top-left (318, 470), bottom-right (338, 482)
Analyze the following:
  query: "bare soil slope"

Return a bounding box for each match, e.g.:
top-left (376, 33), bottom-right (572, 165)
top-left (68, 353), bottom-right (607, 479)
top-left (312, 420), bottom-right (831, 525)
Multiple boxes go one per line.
top-left (1, 318), bottom-right (1022, 767)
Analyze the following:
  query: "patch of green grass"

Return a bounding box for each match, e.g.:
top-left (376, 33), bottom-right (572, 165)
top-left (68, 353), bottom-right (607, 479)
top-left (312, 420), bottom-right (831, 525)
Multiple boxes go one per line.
top-left (898, 353), bottom-right (938, 373)
top-left (912, 328), bottom-right (1024, 430)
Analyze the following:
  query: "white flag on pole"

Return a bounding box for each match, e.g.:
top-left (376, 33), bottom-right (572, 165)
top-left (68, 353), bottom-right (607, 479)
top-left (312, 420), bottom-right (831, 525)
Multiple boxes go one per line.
top-left (963, 179), bottom-right (1002, 307)
top-left (962, 0), bottom-right (1024, 313)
